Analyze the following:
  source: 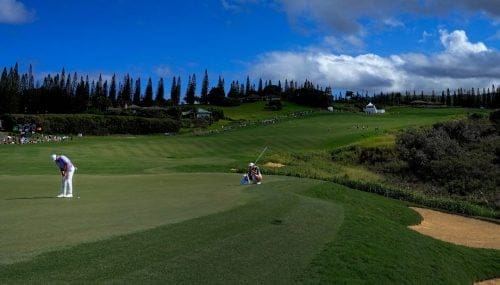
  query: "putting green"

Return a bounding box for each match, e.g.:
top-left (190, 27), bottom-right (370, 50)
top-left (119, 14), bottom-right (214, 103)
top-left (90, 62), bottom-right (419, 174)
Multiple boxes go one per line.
top-left (0, 173), bottom-right (331, 265)
top-left (0, 173), bottom-right (249, 264)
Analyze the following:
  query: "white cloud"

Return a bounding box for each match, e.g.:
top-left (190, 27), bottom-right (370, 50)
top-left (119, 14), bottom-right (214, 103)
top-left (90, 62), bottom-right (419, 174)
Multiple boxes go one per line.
top-left (383, 18), bottom-right (405, 28)
top-left (275, 0), bottom-right (500, 34)
top-left (418, 31), bottom-right (432, 43)
top-left (221, 0), bottom-right (240, 11)
top-left (343, 35), bottom-right (364, 49)
top-left (439, 29), bottom-right (488, 54)
top-left (248, 30), bottom-right (500, 92)
top-left (0, 0), bottom-right (34, 24)
top-left (154, 65), bottom-right (173, 78)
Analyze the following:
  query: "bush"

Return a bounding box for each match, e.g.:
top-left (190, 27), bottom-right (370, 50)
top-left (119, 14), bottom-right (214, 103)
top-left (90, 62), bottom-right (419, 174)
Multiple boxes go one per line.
top-left (358, 146), bottom-right (397, 165)
top-left (329, 177), bottom-right (499, 219)
top-left (266, 100), bottom-right (283, 111)
top-left (3, 114), bottom-right (180, 135)
top-left (490, 109), bottom-right (500, 133)
top-left (207, 108), bottom-right (224, 121)
top-left (394, 117), bottom-right (499, 208)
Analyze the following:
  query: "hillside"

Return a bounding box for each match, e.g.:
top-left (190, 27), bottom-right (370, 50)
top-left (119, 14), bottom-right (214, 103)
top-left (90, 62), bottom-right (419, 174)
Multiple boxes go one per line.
top-left (0, 104), bottom-right (498, 283)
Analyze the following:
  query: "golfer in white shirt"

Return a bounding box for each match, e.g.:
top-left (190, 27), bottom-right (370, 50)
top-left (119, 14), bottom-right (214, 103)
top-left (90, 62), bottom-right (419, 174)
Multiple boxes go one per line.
top-left (52, 154), bottom-right (76, 198)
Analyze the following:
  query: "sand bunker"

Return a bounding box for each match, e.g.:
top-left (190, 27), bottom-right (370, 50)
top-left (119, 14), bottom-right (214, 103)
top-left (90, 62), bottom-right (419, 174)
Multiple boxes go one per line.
top-left (264, 162), bottom-right (285, 168)
top-left (409, 207), bottom-right (500, 285)
top-left (475, 279), bottom-right (500, 285)
top-left (409, 207), bottom-right (500, 249)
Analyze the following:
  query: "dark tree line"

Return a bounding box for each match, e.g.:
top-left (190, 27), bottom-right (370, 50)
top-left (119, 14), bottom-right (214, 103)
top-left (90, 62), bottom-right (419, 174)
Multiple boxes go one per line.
top-left (7, 62), bottom-right (499, 115)
top-left (342, 86), bottom-right (500, 109)
top-left (0, 64), bottom-right (174, 114)
top-left (0, 63), bottom-right (336, 114)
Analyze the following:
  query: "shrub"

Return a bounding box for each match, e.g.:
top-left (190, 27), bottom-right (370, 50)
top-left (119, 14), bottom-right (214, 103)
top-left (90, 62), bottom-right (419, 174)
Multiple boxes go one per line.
top-left (358, 146), bottom-right (397, 165)
top-left (394, 117), bottom-right (499, 208)
top-left (3, 114), bottom-right (180, 135)
top-left (207, 108), bottom-right (224, 121)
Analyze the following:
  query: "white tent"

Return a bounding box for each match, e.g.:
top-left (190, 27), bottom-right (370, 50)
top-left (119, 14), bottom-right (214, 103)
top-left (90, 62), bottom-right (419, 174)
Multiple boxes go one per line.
top-left (364, 103), bottom-right (385, 114)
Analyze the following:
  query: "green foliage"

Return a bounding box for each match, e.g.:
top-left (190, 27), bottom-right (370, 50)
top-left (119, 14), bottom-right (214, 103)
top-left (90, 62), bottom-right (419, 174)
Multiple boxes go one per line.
top-left (207, 107), bottom-right (224, 121)
top-left (266, 99), bottom-right (283, 110)
top-left (207, 86), bottom-right (225, 105)
top-left (285, 83), bottom-right (332, 108)
top-left (329, 176), bottom-right (499, 219)
top-left (3, 114), bottom-right (180, 135)
top-left (358, 146), bottom-right (397, 165)
top-left (395, 117), bottom-right (499, 207)
top-left (490, 109), bottom-right (500, 133)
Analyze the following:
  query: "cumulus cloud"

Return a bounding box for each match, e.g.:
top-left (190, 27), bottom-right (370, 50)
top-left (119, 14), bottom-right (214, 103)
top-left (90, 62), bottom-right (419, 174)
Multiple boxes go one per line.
top-left (277, 0), bottom-right (411, 34)
top-left (248, 30), bottom-right (500, 92)
top-left (0, 0), bottom-right (34, 24)
top-left (435, 0), bottom-right (500, 18)
top-left (439, 30), bottom-right (488, 54)
top-left (276, 0), bottom-right (500, 34)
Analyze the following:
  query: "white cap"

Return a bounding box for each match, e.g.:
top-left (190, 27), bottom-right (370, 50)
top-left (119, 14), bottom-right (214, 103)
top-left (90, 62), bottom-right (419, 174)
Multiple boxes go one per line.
top-left (249, 162), bottom-right (255, 167)
top-left (51, 154), bottom-right (57, 161)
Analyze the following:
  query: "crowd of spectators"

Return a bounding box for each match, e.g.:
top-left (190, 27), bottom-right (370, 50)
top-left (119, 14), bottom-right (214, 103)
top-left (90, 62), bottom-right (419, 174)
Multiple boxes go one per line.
top-left (0, 123), bottom-right (72, 144)
top-left (1, 134), bottom-right (71, 144)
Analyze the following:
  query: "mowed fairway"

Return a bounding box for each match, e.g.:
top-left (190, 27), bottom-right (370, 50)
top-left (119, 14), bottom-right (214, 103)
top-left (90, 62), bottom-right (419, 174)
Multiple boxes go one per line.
top-left (0, 173), bottom-right (261, 264)
top-left (0, 175), bottom-right (343, 283)
top-left (0, 106), bottom-right (499, 283)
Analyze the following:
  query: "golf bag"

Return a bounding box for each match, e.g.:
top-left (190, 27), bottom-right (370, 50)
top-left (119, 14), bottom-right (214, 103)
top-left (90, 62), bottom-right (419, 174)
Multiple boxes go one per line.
top-left (240, 174), bottom-right (252, 185)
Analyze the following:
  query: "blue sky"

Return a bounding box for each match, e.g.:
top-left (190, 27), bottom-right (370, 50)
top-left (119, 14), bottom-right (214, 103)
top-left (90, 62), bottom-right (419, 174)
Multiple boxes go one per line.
top-left (1, 0), bottom-right (500, 95)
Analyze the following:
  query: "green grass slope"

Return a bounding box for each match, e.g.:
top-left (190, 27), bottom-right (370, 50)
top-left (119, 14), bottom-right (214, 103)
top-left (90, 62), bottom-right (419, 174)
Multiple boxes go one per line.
top-left (0, 106), bottom-right (498, 283)
top-left (0, 173), bottom-right (254, 264)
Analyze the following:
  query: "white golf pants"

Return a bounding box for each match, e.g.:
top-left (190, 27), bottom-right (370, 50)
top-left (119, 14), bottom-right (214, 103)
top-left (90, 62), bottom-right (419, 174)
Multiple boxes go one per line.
top-left (60, 167), bottom-right (75, 196)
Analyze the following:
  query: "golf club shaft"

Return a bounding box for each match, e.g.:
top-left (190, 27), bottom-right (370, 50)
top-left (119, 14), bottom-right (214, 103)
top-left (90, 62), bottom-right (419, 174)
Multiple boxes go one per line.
top-left (254, 146), bottom-right (268, 164)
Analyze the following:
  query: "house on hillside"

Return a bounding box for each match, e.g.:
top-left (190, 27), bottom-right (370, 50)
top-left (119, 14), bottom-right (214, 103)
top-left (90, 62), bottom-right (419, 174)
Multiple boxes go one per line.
top-left (196, 108), bottom-right (212, 119)
top-left (363, 102), bottom-right (385, 114)
top-left (181, 108), bottom-right (212, 120)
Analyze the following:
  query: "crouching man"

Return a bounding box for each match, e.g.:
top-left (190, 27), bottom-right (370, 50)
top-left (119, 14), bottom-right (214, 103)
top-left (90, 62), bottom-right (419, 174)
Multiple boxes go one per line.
top-left (248, 162), bottom-right (263, 185)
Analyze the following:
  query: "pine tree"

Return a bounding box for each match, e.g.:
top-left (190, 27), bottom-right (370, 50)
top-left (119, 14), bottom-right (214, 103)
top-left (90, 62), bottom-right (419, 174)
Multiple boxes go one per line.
top-left (133, 78), bottom-right (142, 106)
top-left (109, 74), bottom-right (117, 106)
top-left (175, 76), bottom-right (182, 105)
top-left (171, 76), bottom-right (180, 105)
top-left (170, 76), bottom-right (177, 105)
top-left (245, 76), bottom-right (251, 96)
top-left (117, 74), bottom-right (132, 107)
top-left (227, 80), bottom-right (239, 98)
top-left (28, 64), bottom-right (34, 90)
top-left (185, 74), bottom-right (196, 105)
top-left (95, 74), bottom-right (103, 99)
top-left (143, 77), bottom-right (153, 106)
top-left (217, 76), bottom-right (225, 95)
top-left (200, 69), bottom-right (209, 104)
top-left (155, 78), bottom-right (165, 106)
top-left (0, 67), bottom-right (9, 114)
top-left (446, 88), bottom-right (451, 106)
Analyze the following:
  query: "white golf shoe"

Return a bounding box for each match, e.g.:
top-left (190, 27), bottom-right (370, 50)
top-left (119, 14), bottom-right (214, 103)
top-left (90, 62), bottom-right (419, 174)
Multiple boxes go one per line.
top-left (65, 194), bottom-right (73, 198)
top-left (57, 194), bottom-right (65, 198)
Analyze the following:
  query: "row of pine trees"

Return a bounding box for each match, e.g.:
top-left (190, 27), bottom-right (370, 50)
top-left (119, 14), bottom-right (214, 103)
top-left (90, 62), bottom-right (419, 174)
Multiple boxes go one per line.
top-left (1, 63), bottom-right (499, 114)
top-left (346, 87), bottom-right (500, 109)
top-left (0, 63), bottom-right (332, 114)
